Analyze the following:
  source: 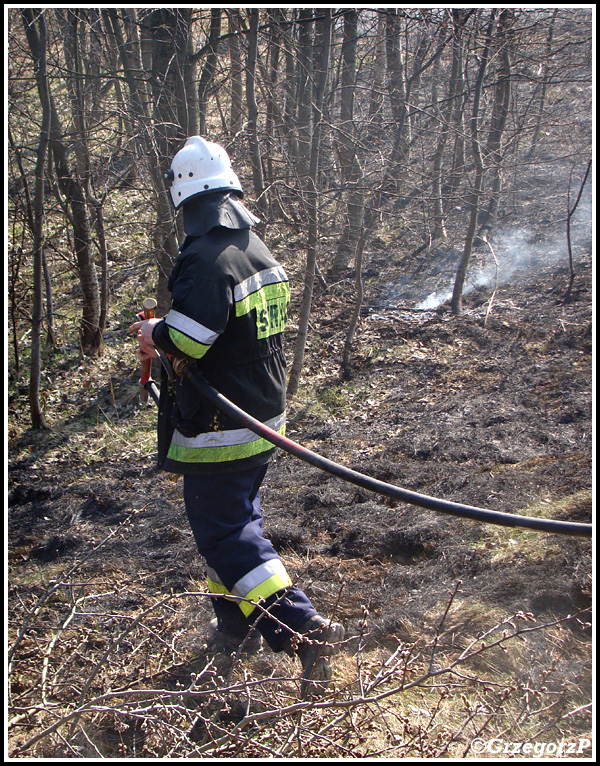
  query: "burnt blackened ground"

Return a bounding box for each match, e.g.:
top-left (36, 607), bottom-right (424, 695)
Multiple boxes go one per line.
top-left (7, 248), bottom-right (593, 756)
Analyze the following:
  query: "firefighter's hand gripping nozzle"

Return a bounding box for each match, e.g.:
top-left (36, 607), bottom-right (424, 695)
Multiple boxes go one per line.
top-left (133, 297), bottom-right (160, 405)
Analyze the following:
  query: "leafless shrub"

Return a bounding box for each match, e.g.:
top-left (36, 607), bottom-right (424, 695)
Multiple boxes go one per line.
top-left (8, 537), bottom-right (592, 759)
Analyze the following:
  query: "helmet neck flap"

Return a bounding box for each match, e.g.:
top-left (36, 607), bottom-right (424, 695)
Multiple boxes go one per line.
top-left (182, 191), bottom-right (260, 237)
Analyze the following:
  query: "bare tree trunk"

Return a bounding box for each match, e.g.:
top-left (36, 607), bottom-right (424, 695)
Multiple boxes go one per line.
top-left (386, 10), bottom-right (434, 179)
top-left (329, 10), bottom-right (369, 282)
top-left (21, 8), bottom-right (50, 428)
top-left (329, 9), bottom-right (361, 277)
top-left (147, 9), bottom-right (189, 307)
top-left (451, 12), bottom-right (496, 316)
top-left (477, 9), bottom-right (513, 242)
top-left (37, 10), bottom-right (102, 356)
top-left (101, 12), bottom-right (137, 165)
top-left (367, 12), bottom-right (386, 144)
top-left (197, 8), bottom-right (221, 136)
top-left (60, 9), bottom-right (109, 343)
top-left (528, 10), bottom-right (557, 157)
top-left (9, 246), bottom-right (22, 377)
top-left (564, 159), bottom-right (591, 303)
top-left (432, 11), bottom-right (465, 240)
top-left (8, 124), bottom-right (50, 365)
top-left (246, 9), bottom-right (268, 215)
top-left (445, 14), bottom-right (469, 203)
top-left (295, 9), bottom-right (314, 180)
top-left (341, 223), bottom-right (367, 379)
top-left (385, 10), bottom-right (408, 170)
top-left (42, 249), bottom-right (56, 350)
top-left (287, 9), bottom-right (332, 397)
top-left (264, 8), bottom-right (283, 207)
top-left (282, 12), bottom-right (299, 162)
top-left (227, 10), bottom-right (244, 135)
top-left (51, 128), bottom-right (102, 354)
top-left (176, 8), bottom-right (198, 136)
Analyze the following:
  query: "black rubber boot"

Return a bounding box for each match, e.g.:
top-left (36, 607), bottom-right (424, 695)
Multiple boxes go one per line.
top-left (284, 615), bottom-right (345, 699)
top-left (207, 617), bottom-right (263, 656)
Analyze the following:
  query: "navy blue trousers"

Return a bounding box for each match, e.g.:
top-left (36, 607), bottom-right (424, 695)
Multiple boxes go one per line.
top-left (183, 463), bottom-right (317, 651)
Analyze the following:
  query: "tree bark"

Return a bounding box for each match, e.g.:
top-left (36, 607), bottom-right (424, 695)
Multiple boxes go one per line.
top-left (264, 8), bottom-right (284, 205)
top-left (176, 8), bottom-right (198, 136)
top-left (281, 12), bottom-right (299, 163)
top-left (147, 9), bottom-right (189, 308)
top-left (341, 222), bottom-right (367, 378)
top-left (451, 12), bottom-right (496, 316)
top-left (36, 10), bottom-right (102, 356)
top-left (21, 9), bottom-right (50, 428)
top-left (287, 9), bottom-right (332, 396)
top-left (197, 8), bottom-right (221, 136)
top-left (431, 11), bottom-right (466, 240)
top-left (295, 10), bottom-right (314, 180)
top-left (246, 9), bottom-right (268, 215)
top-left (528, 11), bottom-right (558, 156)
top-left (385, 10), bottom-right (408, 170)
top-left (60, 10), bottom-right (110, 342)
top-left (367, 12), bottom-right (386, 144)
top-left (564, 159), bottom-right (591, 303)
top-left (445, 12), bottom-right (470, 202)
top-left (329, 10), bottom-right (363, 277)
top-left (477, 9), bottom-right (513, 242)
top-left (42, 249), bottom-right (56, 351)
top-left (227, 10), bottom-right (244, 135)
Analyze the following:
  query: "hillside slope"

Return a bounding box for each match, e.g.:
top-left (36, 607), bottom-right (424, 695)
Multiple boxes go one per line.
top-left (7, 246), bottom-right (592, 758)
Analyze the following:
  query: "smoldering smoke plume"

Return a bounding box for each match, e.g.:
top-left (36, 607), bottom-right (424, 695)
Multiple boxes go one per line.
top-left (415, 185), bottom-right (592, 311)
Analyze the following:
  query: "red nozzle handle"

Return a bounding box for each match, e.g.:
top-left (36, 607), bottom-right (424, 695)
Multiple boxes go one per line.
top-left (139, 298), bottom-right (158, 388)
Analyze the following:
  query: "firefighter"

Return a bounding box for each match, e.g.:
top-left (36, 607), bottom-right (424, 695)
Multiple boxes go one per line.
top-left (130, 136), bottom-right (344, 697)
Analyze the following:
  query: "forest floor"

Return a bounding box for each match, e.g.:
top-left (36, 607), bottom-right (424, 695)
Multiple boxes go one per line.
top-left (7, 223), bottom-right (593, 758)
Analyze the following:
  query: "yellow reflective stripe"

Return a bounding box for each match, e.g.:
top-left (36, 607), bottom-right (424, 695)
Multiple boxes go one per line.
top-left (234, 266), bottom-right (288, 303)
top-left (235, 281), bottom-right (290, 318)
top-left (167, 422), bottom-right (285, 464)
top-left (238, 571), bottom-right (293, 617)
top-left (207, 562), bottom-right (293, 617)
top-left (206, 575), bottom-right (237, 602)
top-left (232, 558), bottom-right (289, 597)
top-left (167, 327), bottom-right (211, 359)
top-left (165, 309), bottom-right (219, 345)
top-left (171, 414), bottom-right (285, 450)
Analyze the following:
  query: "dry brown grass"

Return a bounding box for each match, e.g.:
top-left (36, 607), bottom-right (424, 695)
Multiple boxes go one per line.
top-left (8, 537), bottom-right (592, 759)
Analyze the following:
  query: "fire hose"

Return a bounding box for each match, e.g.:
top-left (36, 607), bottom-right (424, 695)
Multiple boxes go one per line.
top-left (132, 306), bottom-right (591, 539)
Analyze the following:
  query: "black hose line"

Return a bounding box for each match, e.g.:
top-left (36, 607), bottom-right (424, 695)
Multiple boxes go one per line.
top-left (180, 368), bottom-right (592, 539)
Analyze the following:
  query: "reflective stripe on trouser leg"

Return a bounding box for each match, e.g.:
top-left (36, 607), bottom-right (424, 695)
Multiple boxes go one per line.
top-left (208, 560), bottom-right (293, 617)
top-left (206, 569), bottom-right (249, 638)
top-left (207, 565), bottom-right (318, 651)
top-left (183, 466), bottom-right (317, 649)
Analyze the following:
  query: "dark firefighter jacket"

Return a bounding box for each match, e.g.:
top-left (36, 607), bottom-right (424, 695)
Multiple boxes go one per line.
top-left (152, 192), bottom-right (290, 475)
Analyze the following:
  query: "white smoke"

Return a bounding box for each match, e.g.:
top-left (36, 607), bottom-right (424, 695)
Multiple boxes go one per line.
top-left (415, 269), bottom-right (495, 311)
top-left (415, 183), bottom-right (592, 311)
top-left (415, 228), bottom-right (536, 311)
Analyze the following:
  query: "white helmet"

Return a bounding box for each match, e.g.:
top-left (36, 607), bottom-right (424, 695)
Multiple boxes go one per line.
top-left (165, 136), bottom-right (243, 209)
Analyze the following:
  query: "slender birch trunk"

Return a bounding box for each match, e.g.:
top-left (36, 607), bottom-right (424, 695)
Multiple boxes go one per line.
top-left (287, 10), bottom-right (332, 396)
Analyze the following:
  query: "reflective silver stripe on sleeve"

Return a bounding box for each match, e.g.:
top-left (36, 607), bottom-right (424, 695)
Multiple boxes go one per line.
top-left (165, 309), bottom-right (220, 346)
top-left (234, 266), bottom-right (288, 303)
top-left (170, 412), bottom-right (286, 449)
